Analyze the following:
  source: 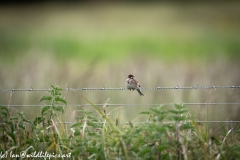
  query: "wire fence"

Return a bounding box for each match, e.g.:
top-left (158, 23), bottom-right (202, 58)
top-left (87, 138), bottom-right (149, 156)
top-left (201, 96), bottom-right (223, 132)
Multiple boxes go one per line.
top-left (1, 85), bottom-right (240, 131)
top-left (0, 85), bottom-right (240, 92)
top-left (2, 103), bottom-right (240, 124)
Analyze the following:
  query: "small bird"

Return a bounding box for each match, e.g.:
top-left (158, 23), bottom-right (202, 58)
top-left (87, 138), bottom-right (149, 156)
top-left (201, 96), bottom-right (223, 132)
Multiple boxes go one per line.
top-left (126, 74), bottom-right (144, 96)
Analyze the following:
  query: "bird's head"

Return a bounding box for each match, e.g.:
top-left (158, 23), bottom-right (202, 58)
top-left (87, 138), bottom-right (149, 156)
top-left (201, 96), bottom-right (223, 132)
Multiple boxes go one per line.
top-left (128, 74), bottom-right (134, 78)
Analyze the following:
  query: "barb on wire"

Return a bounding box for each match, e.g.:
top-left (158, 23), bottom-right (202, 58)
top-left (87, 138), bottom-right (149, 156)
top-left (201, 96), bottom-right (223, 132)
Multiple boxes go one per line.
top-left (0, 85), bottom-right (240, 92)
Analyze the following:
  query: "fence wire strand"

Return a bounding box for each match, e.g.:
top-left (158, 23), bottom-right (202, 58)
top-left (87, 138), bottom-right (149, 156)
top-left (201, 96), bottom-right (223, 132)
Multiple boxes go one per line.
top-left (0, 85), bottom-right (240, 92)
top-left (1, 86), bottom-right (240, 125)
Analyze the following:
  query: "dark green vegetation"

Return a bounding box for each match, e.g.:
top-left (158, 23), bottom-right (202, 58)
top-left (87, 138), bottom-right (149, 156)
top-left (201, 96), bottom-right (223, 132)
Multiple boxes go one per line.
top-left (1, 86), bottom-right (240, 159)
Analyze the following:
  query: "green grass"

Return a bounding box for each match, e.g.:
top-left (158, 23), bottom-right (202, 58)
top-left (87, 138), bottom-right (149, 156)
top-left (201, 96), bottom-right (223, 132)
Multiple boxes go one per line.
top-left (1, 32), bottom-right (240, 63)
top-left (0, 85), bottom-right (240, 159)
top-left (1, 2), bottom-right (240, 63)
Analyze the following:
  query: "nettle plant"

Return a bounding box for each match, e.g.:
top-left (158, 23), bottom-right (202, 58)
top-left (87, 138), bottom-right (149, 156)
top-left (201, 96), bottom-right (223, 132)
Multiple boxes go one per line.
top-left (126, 104), bottom-right (193, 159)
top-left (0, 85), bottom-right (69, 155)
top-left (68, 102), bottom-right (194, 159)
top-left (32, 85), bottom-right (67, 152)
top-left (0, 106), bottom-right (32, 153)
top-left (40, 85), bottom-right (66, 120)
top-left (32, 85), bottom-right (66, 129)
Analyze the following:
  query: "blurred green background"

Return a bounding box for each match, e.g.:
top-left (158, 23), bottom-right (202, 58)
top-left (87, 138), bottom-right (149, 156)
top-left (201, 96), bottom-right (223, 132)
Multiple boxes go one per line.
top-left (0, 2), bottom-right (240, 123)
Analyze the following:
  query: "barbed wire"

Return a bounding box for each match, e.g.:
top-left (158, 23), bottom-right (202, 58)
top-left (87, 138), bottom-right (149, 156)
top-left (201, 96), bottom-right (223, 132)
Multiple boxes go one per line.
top-left (2, 103), bottom-right (240, 107)
top-left (0, 85), bottom-right (240, 92)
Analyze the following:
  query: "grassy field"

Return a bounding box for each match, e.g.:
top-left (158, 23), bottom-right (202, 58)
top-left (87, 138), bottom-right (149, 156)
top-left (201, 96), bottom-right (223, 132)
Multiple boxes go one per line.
top-left (1, 2), bottom-right (240, 62)
top-left (0, 2), bottom-right (240, 159)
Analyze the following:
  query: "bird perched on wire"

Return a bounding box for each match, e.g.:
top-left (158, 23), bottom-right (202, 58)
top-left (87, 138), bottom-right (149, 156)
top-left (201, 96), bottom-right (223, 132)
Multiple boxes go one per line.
top-left (126, 74), bottom-right (144, 96)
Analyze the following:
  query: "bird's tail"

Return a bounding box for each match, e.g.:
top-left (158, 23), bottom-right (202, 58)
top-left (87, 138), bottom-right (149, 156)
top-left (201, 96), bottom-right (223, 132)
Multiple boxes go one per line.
top-left (137, 89), bottom-right (144, 96)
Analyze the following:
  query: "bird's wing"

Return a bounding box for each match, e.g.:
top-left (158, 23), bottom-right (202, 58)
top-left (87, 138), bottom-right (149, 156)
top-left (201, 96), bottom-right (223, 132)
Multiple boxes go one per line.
top-left (136, 80), bottom-right (141, 87)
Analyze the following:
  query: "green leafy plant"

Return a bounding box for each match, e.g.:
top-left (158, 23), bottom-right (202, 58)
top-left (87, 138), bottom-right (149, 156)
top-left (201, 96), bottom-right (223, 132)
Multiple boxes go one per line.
top-left (33, 85), bottom-right (67, 153)
top-left (40, 85), bottom-right (66, 119)
top-left (1, 87), bottom-right (240, 159)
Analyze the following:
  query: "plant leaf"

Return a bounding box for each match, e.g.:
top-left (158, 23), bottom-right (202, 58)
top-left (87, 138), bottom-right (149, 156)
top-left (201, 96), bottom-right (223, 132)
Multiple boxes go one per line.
top-left (34, 117), bottom-right (44, 125)
top-left (71, 122), bottom-right (83, 128)
top-left (23, 118), bottom-right (32, 124)
top-left (158, 145), bottom-right (169, 151)
top-left (139, 111), bottom-right (150, 115)
top-left (139, 148), bottom-right (151, 156)
top-left (53, 106), bottom-right (64, 113)
top-left (174, 104), bottom-right (185, 110)
top-left (7, 132), bottom-right (16, 144)
top-left (9, 117), bottom-right (18, 121)
top-left (0, 111), bottom-right (8, 118)
top-left (40, 96), bottom-right (52, 102)
top-left (55, 97), bottom-right (67, 105)
top-left (18, 124), bottom-right (26, 130)
top-left (0, 106), bottom-right (9, 118)
top-left (87, 121), bottom-right (98, 127)
top-left (168, 110), bottom-right (179, 114)
top-left (41, 106), bottom-right (51, 116)
top-left (86, 147), bottom-right (98, 153)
